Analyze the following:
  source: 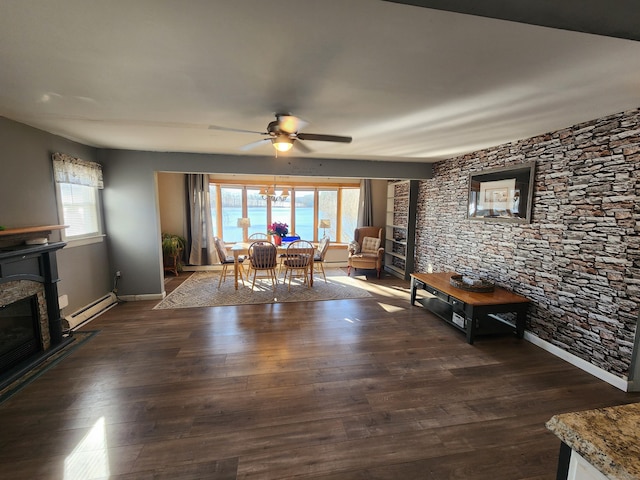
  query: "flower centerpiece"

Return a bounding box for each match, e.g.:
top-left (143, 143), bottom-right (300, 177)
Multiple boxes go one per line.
top-left (268, 221), bottom-right (288, 245)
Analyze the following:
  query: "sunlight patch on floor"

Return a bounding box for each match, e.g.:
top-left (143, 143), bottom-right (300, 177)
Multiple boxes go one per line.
top-left (377, 302), bottom-right (406, 313)
top-left (331, 275), bottom-right (411, 299)
top-left (64, 417), bottom-right (110, 480)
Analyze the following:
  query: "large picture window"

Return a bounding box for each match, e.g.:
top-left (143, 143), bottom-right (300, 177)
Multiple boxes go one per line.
top-left (317, 190), bottom-right (337, 240)
top-left (340, 188), bottom-right (359, 243)
top-left (209, 180), bottom-right (359, 243)
top-left (294, 190), bottom-right (314, 240)
top-left (220, 187), bottom-right (243, 242)
top-left (246, 188), bottom-right (268, 237)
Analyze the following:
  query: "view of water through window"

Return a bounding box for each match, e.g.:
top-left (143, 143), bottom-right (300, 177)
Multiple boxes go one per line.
top-left (221, 206), bottom-right (316, 242)
top-left (210, 184), bottom-right (359, 243)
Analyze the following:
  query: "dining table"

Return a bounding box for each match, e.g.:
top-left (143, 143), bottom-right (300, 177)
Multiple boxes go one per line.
top-left (230, 242), bottom-right (314, 290)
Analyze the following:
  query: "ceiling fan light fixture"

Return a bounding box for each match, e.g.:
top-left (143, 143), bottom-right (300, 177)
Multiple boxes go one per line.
top-left (272, 135), bottom-right (294, 152)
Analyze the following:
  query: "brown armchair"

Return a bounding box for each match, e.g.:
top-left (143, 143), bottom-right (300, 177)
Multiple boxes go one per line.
top-left (347, 227), bottom-right (384, 278)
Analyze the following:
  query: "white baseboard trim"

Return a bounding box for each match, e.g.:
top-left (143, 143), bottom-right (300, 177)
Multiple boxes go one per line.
top-left (66, 292), bottom-right (118, 330)
top-left (118, 293), bottom-right (166, 301)
top-left (524, 332), bottom-right (628, 392)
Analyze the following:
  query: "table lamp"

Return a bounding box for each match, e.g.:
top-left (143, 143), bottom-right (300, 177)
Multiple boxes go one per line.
top-left (237, 217), bottom-right (251, 240)
top-left (319, 219), bottom-right (331, 239)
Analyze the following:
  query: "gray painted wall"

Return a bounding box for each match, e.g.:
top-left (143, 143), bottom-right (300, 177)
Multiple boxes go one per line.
top-left (0, 117), bottom-right (112, 313)
top-left (99, 150), bottom-right (165, 297)
top-left (101, 149), bottom-right (433, 296)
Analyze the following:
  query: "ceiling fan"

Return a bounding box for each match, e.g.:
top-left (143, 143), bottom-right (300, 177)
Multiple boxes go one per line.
top-left (208, 113), bottom-right (352, 153)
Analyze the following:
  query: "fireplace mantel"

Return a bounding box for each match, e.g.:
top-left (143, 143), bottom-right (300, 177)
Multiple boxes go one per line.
top-left (0, 225), bottom-right (67, 237)
top-left (0, 225), bottom-right (66, 249)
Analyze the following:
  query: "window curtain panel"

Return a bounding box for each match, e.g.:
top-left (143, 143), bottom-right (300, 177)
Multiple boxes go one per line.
top-left (52, 152), bottom-right (104, 189)
top-left (187, 174), bottom-right (216, 265)
top-left (358, 179), bottom-right (373, 227)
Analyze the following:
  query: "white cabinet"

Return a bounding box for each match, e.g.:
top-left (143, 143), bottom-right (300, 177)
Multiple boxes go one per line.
top-left (567, 451), bottom-right (609, 480)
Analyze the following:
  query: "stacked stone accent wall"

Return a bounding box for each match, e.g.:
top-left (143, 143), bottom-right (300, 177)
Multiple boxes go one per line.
top-left (415, 108), bottom-right (640, 380)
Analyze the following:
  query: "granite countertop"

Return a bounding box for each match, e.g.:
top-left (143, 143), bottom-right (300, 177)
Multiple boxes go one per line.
top-left (546, 402), bottom-right (640, 480)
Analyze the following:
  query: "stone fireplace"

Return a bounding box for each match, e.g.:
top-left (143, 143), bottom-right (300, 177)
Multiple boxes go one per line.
top-left (0, 226), bottom-right (68, 387)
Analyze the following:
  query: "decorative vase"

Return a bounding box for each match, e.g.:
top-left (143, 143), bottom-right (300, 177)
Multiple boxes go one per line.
top-left (274, 235), bottom-right (282, 246)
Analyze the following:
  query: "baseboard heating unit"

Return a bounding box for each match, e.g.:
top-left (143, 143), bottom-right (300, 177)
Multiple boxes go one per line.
top-left (66, 293), bottom-right (118, 330)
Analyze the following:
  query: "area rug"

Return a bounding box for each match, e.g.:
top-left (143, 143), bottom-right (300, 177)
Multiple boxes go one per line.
top-left (154, 268), bottom-right (373, 309)
top-left (0, 330), bottom-right (100, 405)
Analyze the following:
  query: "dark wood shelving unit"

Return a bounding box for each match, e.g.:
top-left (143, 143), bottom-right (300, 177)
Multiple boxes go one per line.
top-left (384, 180), bottom-right (418, 280)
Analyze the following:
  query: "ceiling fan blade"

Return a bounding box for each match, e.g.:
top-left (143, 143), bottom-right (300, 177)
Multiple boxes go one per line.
top-left (297, 133), bottom-right (352, 143)
top-left (239, 138), bottom-right (271, 151)
top-left (208, 124), bottom-right (266, 135)
top-left (293, 139), bottom-right (313, 154)
top-left (278, 114), bottom-right (308, 134)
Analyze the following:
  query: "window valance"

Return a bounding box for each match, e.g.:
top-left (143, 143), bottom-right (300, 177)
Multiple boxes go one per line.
top-left (52, 152), bottom-right (104, 189)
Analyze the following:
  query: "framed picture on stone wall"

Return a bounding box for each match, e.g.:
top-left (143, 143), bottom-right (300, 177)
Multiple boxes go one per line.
top-left (468, 162), bottom-right (535, 223)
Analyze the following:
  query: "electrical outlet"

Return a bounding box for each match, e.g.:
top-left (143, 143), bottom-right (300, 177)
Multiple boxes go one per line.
top-left (116, 271), bottom-right (122, 278)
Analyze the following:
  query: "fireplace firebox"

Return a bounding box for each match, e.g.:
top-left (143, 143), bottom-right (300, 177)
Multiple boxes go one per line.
top-left (0, 295), bottom-right (41, 372)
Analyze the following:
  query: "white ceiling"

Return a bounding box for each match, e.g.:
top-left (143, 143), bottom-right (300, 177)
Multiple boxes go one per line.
top-left (1, 0), bottom-right (640, 163)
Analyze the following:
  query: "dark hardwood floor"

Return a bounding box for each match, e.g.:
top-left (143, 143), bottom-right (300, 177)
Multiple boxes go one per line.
top-left (1, 270), bottom-right (638, 479)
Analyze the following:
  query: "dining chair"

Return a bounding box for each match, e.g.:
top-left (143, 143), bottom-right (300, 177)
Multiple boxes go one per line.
top-left (313, 236), bottom-right (330, 283)
top-left (277, 233), bottom-right (301, 273)
top-left (245, 233), bottom-right (268, 275)
top-left (248, 241), bottom-right (278, 290)
top-left (281, 240), bottom-right (315, 291)
top-left (214, 237), bottom-right (245, 288)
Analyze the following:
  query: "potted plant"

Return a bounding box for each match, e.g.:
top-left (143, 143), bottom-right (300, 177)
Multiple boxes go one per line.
top-left (161, 232), bottom-right (186, 275)
top-left (267, 221), bottom-right (288, 246)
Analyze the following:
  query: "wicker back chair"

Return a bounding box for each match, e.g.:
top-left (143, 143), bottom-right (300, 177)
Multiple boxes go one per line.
top-left (248, 241), bottom-right (278, 290)
top-left (281, 240), bottom-right (315, 291)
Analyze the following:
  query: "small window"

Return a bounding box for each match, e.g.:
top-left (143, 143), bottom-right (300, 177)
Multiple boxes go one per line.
top-left (56, 183), bottom-right (101, 239)
top-left (52, 152), bottom-right (104, 243)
